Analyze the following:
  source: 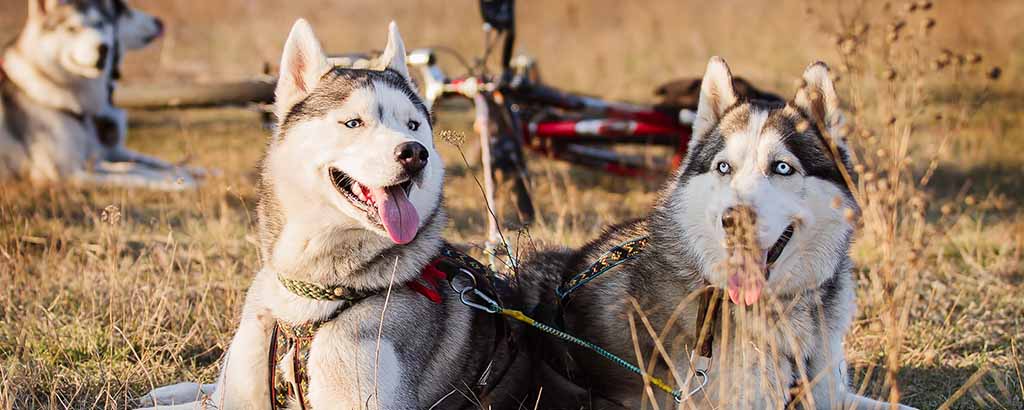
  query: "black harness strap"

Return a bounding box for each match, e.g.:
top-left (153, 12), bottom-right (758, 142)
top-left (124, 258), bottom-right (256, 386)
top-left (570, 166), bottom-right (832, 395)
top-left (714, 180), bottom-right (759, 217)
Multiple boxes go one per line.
top-left (268, 244), bottom-right (516, 410)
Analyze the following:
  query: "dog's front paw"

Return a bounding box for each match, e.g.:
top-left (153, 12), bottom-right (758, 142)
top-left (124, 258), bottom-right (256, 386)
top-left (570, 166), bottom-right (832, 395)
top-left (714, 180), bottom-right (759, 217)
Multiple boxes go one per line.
top-left (137, 382), bottom-right (214, 407)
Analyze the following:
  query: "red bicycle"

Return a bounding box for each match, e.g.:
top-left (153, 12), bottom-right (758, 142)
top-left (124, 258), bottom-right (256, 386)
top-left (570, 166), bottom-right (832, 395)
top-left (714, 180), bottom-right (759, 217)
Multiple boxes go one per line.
top-left (403, 0), bottom-right (695, 257)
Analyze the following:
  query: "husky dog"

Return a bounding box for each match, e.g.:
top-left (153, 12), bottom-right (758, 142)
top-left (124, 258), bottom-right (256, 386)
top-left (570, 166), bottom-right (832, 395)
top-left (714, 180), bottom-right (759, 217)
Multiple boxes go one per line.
top-left (0, 0), bottom-right (194, 190)
top-left (94, 0), bottom-right (166, 163)
top-left (522, 57), bottom-right (917, 409)
top-left (137, 20), bottom-right (551, 410)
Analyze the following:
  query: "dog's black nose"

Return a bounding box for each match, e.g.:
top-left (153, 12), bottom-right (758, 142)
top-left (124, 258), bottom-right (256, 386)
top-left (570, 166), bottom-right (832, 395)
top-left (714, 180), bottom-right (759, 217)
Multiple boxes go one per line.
top-left (395, 141), bottom-right (428, 175)
top-left (96, 44), bottom-right (109, 69)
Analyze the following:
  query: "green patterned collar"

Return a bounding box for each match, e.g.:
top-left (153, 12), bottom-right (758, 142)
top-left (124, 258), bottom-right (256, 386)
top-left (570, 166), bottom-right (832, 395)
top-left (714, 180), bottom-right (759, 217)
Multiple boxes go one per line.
top-left (277, 275), bottom-right (381, 302)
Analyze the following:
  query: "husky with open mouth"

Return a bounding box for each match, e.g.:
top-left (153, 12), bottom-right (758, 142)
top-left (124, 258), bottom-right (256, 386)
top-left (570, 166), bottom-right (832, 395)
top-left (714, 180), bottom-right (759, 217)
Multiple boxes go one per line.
top-left (136, 20), bottom-right (553, 410)
top-left (521, 57), bottom-right (917, 409)
top-left (1, 0), bottom-right (194, 190)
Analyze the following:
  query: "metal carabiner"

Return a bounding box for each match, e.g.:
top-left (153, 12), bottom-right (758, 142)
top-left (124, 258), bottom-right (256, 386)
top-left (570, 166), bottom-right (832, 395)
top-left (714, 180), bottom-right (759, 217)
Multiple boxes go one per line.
top-left (448, 268), bottom-right (478, 293)
top-left (459, 287), bottom-right (501, 314)
top-left (674, 368), bottom-right (709, 403)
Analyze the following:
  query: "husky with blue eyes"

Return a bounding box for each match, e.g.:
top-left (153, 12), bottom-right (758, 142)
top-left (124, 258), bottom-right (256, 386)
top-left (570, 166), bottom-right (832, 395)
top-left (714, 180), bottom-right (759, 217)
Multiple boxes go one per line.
top-left (521, 57), bottom-right (917, 409)
top-left (1, 0), bottom-right (194, 190)
top-left (135, 20), bottom-right (564, 410)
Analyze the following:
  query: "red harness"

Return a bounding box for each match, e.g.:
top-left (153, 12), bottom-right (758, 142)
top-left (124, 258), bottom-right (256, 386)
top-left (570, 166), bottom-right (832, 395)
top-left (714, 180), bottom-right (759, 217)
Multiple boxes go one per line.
top-left (407, 258), bottom-right (449, 304)
top-left (268, 246), bottom-right (511, 410)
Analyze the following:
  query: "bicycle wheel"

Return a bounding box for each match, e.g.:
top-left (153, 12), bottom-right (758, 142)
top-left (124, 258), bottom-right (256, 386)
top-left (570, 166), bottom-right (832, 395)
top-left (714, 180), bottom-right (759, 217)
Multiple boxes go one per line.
top-left (487, 97), bottom-right (535, 227)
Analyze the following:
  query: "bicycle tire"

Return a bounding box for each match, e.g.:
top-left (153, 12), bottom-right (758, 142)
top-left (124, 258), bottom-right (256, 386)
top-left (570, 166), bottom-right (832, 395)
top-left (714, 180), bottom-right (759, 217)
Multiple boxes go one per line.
top-left (487, 97), bottom-right (535, 226)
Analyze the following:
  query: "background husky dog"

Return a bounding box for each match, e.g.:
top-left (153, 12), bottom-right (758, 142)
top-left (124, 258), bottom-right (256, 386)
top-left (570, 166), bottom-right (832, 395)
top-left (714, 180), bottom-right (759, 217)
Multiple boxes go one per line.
top-left (0, 0), bottom-right (194, 190)
top-left (137, 20), bottom-right (547, 410)
top-left (94, 0), bottom-right (166, 160)
top-left (522, 58), bottom-right (917, 409)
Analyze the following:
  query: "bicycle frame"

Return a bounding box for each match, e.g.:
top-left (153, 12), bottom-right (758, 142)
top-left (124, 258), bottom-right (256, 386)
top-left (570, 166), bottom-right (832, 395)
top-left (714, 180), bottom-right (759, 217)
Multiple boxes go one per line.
top-left (409, 48), bottom-right (694, 177)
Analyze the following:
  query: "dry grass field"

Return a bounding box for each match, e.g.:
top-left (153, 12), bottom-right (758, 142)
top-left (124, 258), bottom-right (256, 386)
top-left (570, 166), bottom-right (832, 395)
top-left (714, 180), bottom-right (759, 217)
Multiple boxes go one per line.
top-left (1, 0), bottom-right (1023, 408)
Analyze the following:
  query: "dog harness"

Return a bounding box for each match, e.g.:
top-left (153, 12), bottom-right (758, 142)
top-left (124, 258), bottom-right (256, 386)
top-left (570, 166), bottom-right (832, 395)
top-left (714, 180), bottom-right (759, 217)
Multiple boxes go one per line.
top-left (269, 244), bottom-right (512, 410)
top-left (555, 236), bottom-right (811, 405)
top-left (553, 236), bottom-right (716, 402)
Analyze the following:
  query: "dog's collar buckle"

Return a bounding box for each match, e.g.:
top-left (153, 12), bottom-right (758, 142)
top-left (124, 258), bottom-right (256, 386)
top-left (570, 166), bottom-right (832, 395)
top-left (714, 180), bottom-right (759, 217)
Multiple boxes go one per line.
top-left (689, 352), bottom-right (712, 373)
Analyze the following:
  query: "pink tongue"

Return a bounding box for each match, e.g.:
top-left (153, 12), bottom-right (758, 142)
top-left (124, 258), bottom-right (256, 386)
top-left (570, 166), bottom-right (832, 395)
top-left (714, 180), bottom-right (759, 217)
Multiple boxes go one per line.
top-left (728, 272), bottom-right (763, 306)
top-left (370, 186), bottom-right (420, 244)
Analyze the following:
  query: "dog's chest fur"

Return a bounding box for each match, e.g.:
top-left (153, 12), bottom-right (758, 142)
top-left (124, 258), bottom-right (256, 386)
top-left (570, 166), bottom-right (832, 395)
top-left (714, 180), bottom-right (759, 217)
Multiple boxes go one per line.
top-left (1, 80), bottom-right (103, 180)
top-left (522, 216), bottom-right (856, 408)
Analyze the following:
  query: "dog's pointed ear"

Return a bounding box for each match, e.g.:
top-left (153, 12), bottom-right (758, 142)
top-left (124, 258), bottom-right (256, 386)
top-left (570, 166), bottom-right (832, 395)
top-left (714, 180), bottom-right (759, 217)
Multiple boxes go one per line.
top-left (275, 19), bottom-right (331, 117)
top-left (693, 56), bottom-right (738, 139)
top-left (27, 0), bottom-right (54, 19)
top-left (376, 21), bottom-right (415, 90)
top-left (793, 62), bottom-right (842, 136)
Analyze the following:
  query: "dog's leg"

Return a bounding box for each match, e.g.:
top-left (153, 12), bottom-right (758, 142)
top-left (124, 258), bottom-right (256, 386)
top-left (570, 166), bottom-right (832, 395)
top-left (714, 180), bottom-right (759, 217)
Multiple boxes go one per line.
top-left (137, 383), bottom-right (216, 406)
top-left (73, 162), bottom-right (196, 191)
top-left (95, 107), bottom-right (210, 177)
top-left (136, 288), bottom-right (274, 410)
top-left (841, 392), bottom-right (918, 410)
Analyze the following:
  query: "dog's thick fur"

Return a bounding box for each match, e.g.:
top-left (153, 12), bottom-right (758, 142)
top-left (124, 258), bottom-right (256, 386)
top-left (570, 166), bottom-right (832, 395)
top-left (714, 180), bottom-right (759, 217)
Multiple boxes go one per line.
top-left (522, 58), bottom-right (916, 410)
top-left (0, 0), bottom-right (194, 190)
top-left (136, 20), bottom-right (553, 410)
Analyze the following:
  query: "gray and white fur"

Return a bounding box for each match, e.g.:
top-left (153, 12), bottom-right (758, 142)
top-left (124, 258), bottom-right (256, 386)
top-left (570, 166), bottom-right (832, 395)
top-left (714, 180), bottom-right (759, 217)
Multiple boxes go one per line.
top-left (136, 20), bottom-right (560, 410)
top-left (521, 57), bottom-right (917, 410)
top-left (0, 0), bottom-right (195, 190)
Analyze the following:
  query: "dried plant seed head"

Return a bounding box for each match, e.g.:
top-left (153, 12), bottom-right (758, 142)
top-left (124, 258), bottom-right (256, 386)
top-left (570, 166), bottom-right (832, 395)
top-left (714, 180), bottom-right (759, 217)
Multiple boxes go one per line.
top-left (941, 204), bottom-right (953, 215)
top-left (843, 208), bottom-right (856, 223)
top-left (918, 0), bottom-right (932, 10)
top-left (883, 68), bottom-right (897, 81)
top-left (887, 116), bottom-right (897, 125)
top-left (854, 164), bottom-right (865, 174)
top-left (964, 195), bottom-right (976, 206)
top-left (922, 18), bottom-right (936, 30)
top-left (887, 31), bottom-right (900, 43)
top-left (101, 205), bottom-right (122, 226)
top-left (832, 196), bottom-right (843, 209)
top-left (904, 2), bottom-right (917, 12)
top-left (439, 129), bottom-right (467, 146)
top-left (841, 39), bottom-right (857, 55)
top-left (967, 52), bottom-right (982, 64)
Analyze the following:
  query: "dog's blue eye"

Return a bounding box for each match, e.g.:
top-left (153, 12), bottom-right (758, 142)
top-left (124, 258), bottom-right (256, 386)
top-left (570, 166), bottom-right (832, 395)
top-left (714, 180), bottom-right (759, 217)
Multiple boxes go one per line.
top-left (342, 119), bottom-right (363, 129)
top-left (407, 120), bottom-right (420, 131)
top-left (772, 161), bottom-right (794, 176)
top-left (716, 161), bottom-right (731, 175)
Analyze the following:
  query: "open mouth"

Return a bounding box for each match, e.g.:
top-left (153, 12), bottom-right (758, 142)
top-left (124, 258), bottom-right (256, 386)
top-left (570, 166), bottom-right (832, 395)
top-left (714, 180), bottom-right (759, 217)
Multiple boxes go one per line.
top-left (329, 167), bottom-right (419, 244)
top-left (765, 224), bottom-right (795, 277)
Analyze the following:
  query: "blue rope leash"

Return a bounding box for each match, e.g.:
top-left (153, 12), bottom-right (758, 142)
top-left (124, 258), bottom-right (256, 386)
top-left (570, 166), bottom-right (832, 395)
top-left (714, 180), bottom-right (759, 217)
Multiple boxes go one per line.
top-left (457, 282), bottom-right (693, 403)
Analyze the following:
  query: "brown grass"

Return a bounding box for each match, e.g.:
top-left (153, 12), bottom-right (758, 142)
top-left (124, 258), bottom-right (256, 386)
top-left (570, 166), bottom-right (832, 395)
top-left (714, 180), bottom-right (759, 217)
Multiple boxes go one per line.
top-left (1, 0), bottom-right (1022, 408)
